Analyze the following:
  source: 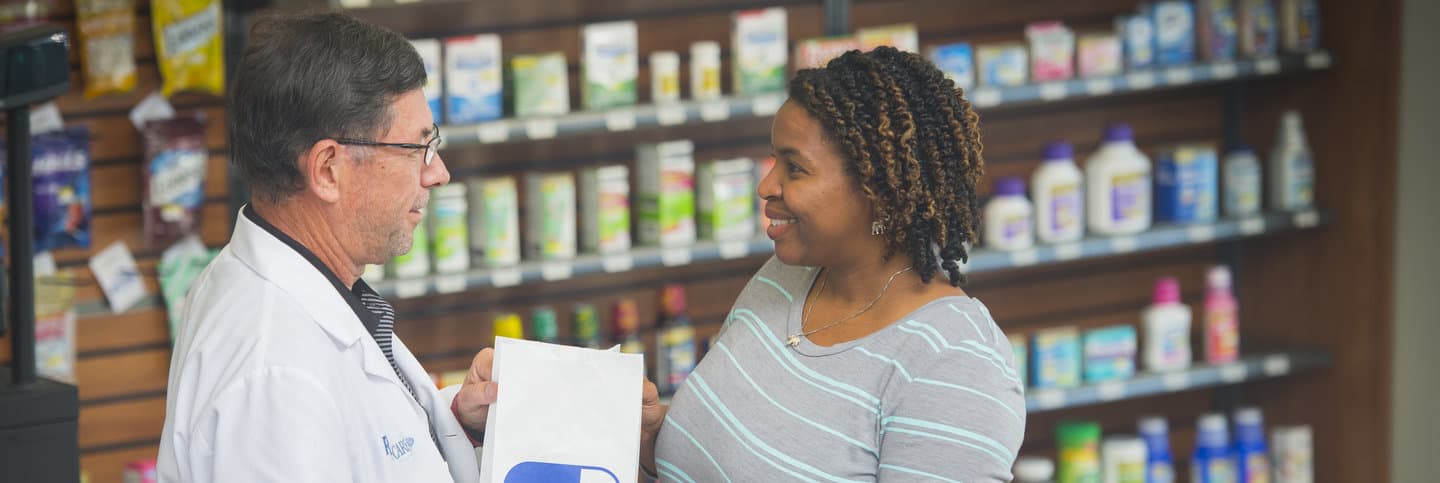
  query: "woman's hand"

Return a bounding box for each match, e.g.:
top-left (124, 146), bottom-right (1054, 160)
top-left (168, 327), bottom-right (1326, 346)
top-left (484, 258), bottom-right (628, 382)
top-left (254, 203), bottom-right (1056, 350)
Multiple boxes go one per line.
top-left (639, 378), bottom-right (667, 477)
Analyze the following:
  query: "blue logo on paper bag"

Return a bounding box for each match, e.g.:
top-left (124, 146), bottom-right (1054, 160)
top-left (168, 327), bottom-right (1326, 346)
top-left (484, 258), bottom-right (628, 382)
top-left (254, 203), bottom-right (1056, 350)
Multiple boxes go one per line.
top-left (504, 462), bottom-right (620, 483)
top-left (382, 435), bottom-right (416, 461)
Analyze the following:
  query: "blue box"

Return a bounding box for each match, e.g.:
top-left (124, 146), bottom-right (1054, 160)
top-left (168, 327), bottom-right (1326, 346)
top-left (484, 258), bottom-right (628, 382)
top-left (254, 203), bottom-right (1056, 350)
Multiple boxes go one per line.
top-left (929, 42), bottom-right (975, 90)
top-left (1155, 144), bottom-right (1219, 223)
top-left (1032, 327), bottom-right (1082, 388)
top-left (1153, 0), bottom-right (1197, 65)
top-left (1083, 325), bottom-right (1138, 382)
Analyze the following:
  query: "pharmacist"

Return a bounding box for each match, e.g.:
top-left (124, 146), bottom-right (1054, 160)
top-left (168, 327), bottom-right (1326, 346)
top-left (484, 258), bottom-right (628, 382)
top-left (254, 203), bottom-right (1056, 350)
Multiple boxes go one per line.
top-left (157, 12), bottom-right (494, 482)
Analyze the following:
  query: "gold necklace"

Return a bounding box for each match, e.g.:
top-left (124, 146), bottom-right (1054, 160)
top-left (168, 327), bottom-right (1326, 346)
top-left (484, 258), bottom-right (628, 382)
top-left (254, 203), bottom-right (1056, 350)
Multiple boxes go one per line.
top-left (788, 266), bottom-right (915, 347)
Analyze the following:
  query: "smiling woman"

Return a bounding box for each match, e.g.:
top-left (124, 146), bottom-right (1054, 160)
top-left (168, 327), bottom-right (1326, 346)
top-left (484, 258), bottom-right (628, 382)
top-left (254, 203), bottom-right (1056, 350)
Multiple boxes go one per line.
top-left (646, 46), bottom-right (1026, 482)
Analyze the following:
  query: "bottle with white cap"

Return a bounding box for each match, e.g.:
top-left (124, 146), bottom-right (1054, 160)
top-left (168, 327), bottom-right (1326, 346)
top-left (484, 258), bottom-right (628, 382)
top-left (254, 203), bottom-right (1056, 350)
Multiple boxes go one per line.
top-left (1193, 413), bottom-right (1238, 483)
top-left (1233, 407), bottom-right (1272, 483)
top-left (1269, 110), bottom-right (1315, 211)
top-left (1137, 416), bottom-right (1175, 483)
top-left (1014, 456), bottom-right (1056, 482)
top-left (1101, 436), bottom-right (1148, 483)
top-left (1204, 265), bottom-right (1240, 364)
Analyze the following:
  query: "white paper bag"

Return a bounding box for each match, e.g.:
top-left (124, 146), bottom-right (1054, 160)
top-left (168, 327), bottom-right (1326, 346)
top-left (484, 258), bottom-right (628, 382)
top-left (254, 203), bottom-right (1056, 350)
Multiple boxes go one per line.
top-left (479, 337), bottom-right (644, 483)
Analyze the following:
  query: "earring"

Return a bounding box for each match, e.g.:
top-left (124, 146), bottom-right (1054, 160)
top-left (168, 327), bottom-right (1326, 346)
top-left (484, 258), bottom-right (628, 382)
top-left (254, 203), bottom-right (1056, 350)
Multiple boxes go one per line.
top-left (871, 221), bottom-right (885, 236)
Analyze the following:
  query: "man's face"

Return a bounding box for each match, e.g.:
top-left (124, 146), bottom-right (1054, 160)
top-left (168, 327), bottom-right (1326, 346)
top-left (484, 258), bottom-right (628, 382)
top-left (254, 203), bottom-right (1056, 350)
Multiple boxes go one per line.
top-left (343, 89), bottom-right (450, 265)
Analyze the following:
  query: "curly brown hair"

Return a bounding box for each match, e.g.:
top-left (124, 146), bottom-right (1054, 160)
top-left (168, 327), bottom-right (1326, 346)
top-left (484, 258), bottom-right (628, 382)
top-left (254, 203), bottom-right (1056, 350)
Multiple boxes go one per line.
top-left (786, 46), bottom-right (986, 287)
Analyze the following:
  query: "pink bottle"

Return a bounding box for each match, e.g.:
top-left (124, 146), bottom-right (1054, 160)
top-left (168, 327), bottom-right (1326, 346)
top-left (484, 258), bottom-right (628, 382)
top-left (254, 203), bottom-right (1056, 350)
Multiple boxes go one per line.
top-left (1204, 266), bottom-right (1240, 364)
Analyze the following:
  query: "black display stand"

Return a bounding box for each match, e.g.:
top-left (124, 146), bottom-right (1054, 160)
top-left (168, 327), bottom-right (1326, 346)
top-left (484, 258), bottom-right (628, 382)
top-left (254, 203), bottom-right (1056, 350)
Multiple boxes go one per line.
top-left (0, 23), bottom-right (82, 482)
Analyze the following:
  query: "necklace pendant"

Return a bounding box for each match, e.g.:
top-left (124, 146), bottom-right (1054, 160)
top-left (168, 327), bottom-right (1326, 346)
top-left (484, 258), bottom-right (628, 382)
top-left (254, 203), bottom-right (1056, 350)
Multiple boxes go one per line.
top-left (787, 334), bottom-right (801, 347)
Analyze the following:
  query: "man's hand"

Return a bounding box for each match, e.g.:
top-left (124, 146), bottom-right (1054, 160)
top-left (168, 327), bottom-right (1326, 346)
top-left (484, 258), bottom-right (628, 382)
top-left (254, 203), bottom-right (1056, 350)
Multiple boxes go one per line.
top-left (639, 377), bottom-right (667, 477)
top-left (454, 348), bottom-right (498, 435)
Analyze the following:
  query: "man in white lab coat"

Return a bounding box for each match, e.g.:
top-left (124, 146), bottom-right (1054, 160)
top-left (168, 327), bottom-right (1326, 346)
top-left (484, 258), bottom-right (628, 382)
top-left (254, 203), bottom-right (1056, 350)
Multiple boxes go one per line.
top-left (157, 12), bottom-right (501, 482)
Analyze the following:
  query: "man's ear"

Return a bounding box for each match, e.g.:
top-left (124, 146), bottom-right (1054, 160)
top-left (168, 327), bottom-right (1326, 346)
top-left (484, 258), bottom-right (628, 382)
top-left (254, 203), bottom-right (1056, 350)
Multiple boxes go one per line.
top-left (302, 140), bottom-right (346, 203)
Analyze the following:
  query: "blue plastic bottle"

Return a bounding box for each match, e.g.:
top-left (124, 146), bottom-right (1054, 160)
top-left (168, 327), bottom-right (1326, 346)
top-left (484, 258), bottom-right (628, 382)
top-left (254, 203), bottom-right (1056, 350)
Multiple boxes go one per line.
top-left (1137, 416), bottom-right (1174, 483)
top-left (1233, 407), bottom-right (1272, 483)
top-left (1193, 413), bottom-right (1238, 483)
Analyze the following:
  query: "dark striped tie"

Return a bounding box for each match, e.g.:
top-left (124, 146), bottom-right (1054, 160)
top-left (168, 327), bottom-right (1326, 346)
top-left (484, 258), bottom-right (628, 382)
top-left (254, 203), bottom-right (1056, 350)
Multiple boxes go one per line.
top-left (357, 290), bottom-right (418, 399)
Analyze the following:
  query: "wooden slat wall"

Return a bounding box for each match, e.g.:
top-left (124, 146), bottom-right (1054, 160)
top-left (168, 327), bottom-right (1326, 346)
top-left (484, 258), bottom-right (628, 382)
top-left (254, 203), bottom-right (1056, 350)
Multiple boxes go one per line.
top-left (0, 0), bottom-right (1398, 481)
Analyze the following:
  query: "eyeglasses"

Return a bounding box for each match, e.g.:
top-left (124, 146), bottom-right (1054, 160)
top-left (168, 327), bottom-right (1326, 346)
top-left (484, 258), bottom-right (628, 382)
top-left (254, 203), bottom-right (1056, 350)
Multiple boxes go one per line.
top-left (335, 123), bottom-right (442, 166)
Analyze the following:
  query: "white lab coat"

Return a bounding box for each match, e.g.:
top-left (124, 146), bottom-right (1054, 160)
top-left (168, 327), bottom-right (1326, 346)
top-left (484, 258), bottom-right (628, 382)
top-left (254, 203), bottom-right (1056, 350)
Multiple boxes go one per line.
top-left (157, 209), bottom-right (481, 483)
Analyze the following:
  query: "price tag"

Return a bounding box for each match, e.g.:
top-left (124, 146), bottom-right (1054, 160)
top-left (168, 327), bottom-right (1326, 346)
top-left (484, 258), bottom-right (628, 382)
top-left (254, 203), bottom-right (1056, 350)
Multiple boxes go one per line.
top-left (524, 119), bottom-right (558, 139)
top-left (971, 88), bottom-right (1002, 108)
top-left (700, 102), bottom-right (731, 122)
top-left (604, 109), bottom-right (636, 132)
top-left (1294, 210), bottom-right (1320, 228)
top-left (662, 247), bottom-right (693, 267)
top-left (435, 274), bottom-right (467, 294)
top-left (1098, 381), bottom-right (1126, 401)
top-left (1009, 248), bottom-right (1039, 267)
top-left (1085, 78), bottom-right (1115, 96)
top-left (1220, 363), bottom-right (1249, 383)
top-left (1263, 354), bottom-right (1292, 376)
top-left (1210, 61), bottom-right (1239, 80)
top-left (491, 267), bottom-right (523, 287)
top-left (1126, 71), bottom-right (1157, 90)
top-left (1164, 67), bottom-right (1194, 85)
top-left (1055, 242), bottom-right (1083, 261)
top-left (1162, 372), bottom-right (1190, 391)
top-left (540, 261), bottom-right (574, 281)
top-left (1188, 225), bottom-right (1216, 243)
top-left (1034, 389), bottom-right (1066, 410)
top-left (1110, 236), bottom-right (1138, 253)
top-left (719, 240), bottom-right (750, 260)
top-left (657, 105), bottom-right (687, 125)
top-left (602, 253), bottom-right (635, 273)
top-left (1240, 217), bottom-right (1267, 235)
top-left (1256, 57), bottom-right (1282, 75)
top-left (477, 121), bottom-right (510, 144)
top-left (338, 0), bottom-right (372, 7)
top-left (1306, 51), bottom-right (1333, 69)
top-left (751, 94), bottom-right (784, 116)
top-left (396, 280), bottom-right (426, 299)
top-left (1039, 82), bottom-right (1068, 101)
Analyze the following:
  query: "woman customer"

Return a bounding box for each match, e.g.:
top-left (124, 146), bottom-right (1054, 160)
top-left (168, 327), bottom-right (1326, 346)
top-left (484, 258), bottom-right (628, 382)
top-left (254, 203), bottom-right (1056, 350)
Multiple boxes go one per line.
top-left (640, 46), bottom-right (1027, 481)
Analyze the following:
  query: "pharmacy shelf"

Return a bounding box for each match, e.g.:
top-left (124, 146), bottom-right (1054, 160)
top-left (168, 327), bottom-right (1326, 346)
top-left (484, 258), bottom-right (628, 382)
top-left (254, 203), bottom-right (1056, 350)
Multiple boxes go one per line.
top-left (365, 208), bottom-right (1325, 299)
top-left (437, 93), bottom-right (787, 148)
top-left (432, 51), bottom-right (1333, 149)
top-left (1026, 349), bottom-right (1331, 413)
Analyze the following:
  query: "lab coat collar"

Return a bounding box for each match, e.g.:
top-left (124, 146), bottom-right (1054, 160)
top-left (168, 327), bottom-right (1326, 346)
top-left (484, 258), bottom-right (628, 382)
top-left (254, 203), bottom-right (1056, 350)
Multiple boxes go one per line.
top-left (229, 205), bottom-right (370, 350)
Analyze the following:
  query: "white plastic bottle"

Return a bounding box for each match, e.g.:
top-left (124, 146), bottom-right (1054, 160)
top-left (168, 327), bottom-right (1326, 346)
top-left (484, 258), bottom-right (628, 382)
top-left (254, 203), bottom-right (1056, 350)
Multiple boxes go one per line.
top-left (1269, 110), bottom-right (1315, 211)
top-left (1032, 141), bottom-right (1085, 243)
top-left (984, 177), bottom-right (1035, 251)
top-left (1086, 123), bottom-right (1153, 235)
top-left (1143, 276), bottom-right (1192, 372)
top-left (1101, 436), bottom-right (1149, 483)
top-left (1223, 145), bottom-right (1263, 218)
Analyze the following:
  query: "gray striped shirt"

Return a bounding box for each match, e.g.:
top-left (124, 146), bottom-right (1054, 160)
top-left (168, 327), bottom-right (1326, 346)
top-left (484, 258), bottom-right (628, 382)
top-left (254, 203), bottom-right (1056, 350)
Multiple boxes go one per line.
top-left (656, 257), bottom-right (1026, 482)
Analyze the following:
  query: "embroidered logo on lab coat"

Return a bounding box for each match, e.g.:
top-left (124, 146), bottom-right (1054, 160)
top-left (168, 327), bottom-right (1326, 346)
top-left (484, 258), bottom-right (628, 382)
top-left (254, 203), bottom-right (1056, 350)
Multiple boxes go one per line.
top-left (382, 435), bottom-right (416, 461)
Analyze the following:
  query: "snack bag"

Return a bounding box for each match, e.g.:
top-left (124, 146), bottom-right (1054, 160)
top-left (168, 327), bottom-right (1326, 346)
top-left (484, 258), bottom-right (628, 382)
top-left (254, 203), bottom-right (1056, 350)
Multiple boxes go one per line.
top-left (152, 0), bottom-right (224, 96)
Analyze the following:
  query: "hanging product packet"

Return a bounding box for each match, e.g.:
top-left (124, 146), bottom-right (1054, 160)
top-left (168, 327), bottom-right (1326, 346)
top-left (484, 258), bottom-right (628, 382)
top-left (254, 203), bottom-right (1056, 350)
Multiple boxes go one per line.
top-left (34, 257), bottom-right (78, 383)
top-left (0, 127), bottom-right (94, 252)
top-left (77, 0), bottom-right (137, 99)
top-left (152, 0), bottom-right (224, 96)
top-left (142, 116), bottom-right (207, 250)
top-left (158, 235), bottom-right (217, 343)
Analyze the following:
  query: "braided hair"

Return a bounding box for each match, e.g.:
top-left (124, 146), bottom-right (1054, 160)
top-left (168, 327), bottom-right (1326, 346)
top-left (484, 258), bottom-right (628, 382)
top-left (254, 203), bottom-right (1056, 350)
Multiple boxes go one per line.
top-left (787, 46), bottom-right (986, 287)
